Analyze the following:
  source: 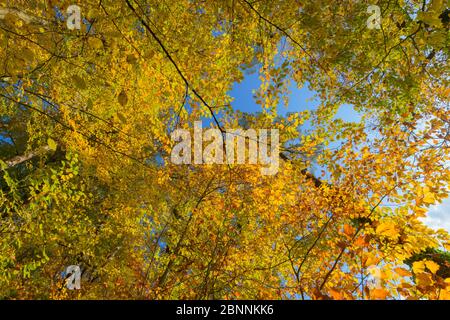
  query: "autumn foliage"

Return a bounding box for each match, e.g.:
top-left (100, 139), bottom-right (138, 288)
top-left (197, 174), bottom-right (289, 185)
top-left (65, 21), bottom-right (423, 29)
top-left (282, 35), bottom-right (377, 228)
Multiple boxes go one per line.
top-left (0, 0), bottom-right (450, 299)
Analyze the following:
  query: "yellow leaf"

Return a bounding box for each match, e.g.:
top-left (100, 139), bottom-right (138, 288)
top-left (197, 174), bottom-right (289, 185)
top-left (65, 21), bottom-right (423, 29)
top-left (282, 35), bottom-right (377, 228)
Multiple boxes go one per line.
top-left (414, 206), bottom-right (427, 217)
top-left (422, 186), bottom-right (435, 205)
top-left (439, 289), bottom-right (450, 300)
top-left (376, 221), bottom-right (398, 238)
top-left (47, 138), bottom-right (57, 151)
top-left (430, 0), bottom-right (445, 13)
top-left (425, 260), bottom-right (440, 274)
top-left (412, 261), bottom-right (425, 274)
top-left (418, 12), bottom-right (442, 27)
top-left (88, 37), bottom-right (103, 49)
top-left (366, 255), bottom-right (379, 266)
top-left (444, 243), bottom-right (450, 251)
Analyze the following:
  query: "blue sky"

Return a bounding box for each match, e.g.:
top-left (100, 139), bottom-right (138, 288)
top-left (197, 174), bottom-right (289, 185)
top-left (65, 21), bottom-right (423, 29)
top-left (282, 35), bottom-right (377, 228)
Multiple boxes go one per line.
top-left (230, 70), bottom-right (359, 119)
top-left (230, 70), bottom-right (450, 233)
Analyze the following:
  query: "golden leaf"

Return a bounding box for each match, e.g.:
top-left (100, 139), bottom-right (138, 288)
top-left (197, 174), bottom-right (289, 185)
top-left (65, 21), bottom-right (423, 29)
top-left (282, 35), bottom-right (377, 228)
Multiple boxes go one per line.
top-left (412, 261), bottom-right (425, 274)
top-left (425, 260), bottom-right (440, 274)
top-left (376, 221), bottom-right (398, 238)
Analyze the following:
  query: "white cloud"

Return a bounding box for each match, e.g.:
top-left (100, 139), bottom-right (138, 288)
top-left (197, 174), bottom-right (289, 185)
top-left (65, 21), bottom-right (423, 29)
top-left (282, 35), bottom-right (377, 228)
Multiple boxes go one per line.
top-left (420, 196), bottom-right (450, 232)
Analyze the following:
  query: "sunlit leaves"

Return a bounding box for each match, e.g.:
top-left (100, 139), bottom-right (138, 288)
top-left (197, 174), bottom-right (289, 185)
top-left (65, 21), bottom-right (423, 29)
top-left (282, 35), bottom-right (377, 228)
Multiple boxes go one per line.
top-left (0, 0), bottom-right (449, 300)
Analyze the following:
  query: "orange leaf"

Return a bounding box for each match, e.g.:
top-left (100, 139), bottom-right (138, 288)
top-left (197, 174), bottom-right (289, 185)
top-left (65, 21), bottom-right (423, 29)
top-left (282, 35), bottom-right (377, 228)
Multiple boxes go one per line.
top-left (416, 273), bottom-right (433, 287)
top-left (371, 288), bottom-right (389, 300)
top-left (328, 288), bottom-right (343, 300)
top-left (343, 224), bottom-right (355, 237)
top-left (395, 267), bottom-right (412, 277)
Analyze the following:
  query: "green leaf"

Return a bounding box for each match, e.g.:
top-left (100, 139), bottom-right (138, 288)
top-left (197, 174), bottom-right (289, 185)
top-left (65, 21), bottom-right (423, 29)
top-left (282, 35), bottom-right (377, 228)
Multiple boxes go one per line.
top-left (0, 159), bottom-right (7, 170)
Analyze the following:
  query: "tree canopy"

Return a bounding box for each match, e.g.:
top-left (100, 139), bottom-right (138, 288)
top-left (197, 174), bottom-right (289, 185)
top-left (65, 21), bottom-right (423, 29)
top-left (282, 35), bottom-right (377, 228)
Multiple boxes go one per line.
top-left (0, 0), bottom-right (449, 299)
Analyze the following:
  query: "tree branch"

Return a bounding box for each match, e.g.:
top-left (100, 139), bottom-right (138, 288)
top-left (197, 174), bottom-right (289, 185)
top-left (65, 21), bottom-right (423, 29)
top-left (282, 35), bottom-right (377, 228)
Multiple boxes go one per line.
top-left (124, 0), bottom-right (225, 134)
top-left (0, 7), bottom-right (48, 25)
top-left (4, 145), bottom-right (52, 168)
